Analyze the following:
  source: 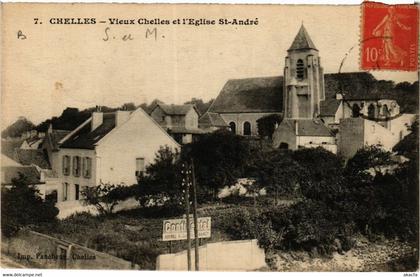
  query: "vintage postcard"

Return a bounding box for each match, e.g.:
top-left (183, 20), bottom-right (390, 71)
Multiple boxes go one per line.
top-left (0, 2), bottom-right (418, 273)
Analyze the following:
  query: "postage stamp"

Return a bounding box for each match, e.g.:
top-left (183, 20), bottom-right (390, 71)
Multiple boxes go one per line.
top-left (361, 1), bottom-right (418, 71)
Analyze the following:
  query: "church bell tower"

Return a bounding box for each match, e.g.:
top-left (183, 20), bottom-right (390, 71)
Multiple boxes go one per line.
top-left (283, 25), bottom-right (325, 119)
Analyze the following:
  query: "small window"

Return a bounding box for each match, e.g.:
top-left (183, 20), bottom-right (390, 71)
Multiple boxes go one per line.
top-left (75, 184), bottom-right (80, 200)
top-left (63, 183), bottom-right (69, 201)
top-left (62, 155), bottom-right (71, 176)
top-left (229, 122), bottom-right (236, 134)
top-left (243, 121), bottom-right (251, 136)
top-left (296, 59), bottom-right (305, 80)
top-left (73, 156), bottom-right (81, 177)
top-left (82, 157), bottom-right (92, 178)
top-left (368, 104), bottom-right (375, 119)
top-left (136, 158), bottom-right (145, 181)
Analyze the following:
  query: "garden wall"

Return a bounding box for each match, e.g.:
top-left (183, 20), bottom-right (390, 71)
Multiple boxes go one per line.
top-left (156, 239), bottom-right (266, 271)
top-left (2, 229), bottom-right (139, 270)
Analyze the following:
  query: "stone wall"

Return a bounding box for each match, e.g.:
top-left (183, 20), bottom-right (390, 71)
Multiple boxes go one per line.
top-left (2, 229), bottom-right (139, 270)
top-left (156, 239), bottom-right (266, 271)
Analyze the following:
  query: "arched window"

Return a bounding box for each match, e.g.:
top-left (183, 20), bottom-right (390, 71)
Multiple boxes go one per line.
top-left (243, 121), bottom-right (251, 136)
top-left (296, 59), bottom-right (305, 80)
top-left (352, 103), bottom-right (361, 117)
top-left (279, 142), bottom-right (289, 150)
top-left (368, 104), bottom-right (375, 119)
top-left (229, 122), bottom-right (236, 134)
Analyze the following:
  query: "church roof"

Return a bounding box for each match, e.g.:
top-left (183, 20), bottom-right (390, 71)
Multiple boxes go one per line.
top-left (288, 25), bottom-right (318, 51)
top-left (208, 72), bottom-right (406, 116)
top-left (61, 113), bottom-right (116, 149)
top-left (208, 76), bottom-right (283, 113)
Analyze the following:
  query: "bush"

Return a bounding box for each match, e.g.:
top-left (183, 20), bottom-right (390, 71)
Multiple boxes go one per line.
top-left (1, 173), bottom-right (59, 237)
top-left (81, 183), bottom-right (135, 215)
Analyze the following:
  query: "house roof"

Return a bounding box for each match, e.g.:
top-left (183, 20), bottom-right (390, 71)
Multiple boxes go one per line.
top-left (47, 129), bottom-right (71, 151)
top-left (288, 25), bottom-right (318, 51)
top-left (1, 154), bottom-right (22, 167)
top-left (281, 119), bottom-right (334, 137)
top-left (198, 112), bottom-right (228, 127)
top-left (14, 149), bottom-right (50, 169)
top-left (167, 126), bottom-right (206, 134)
top-left (60, 113), bottom-right (116, 150)
top-left (156, 104), bottom-right (197, 116)
top-left (1, 166), bottom-right (42, 185)
top-left (208, 76), bottom-right (284, 113)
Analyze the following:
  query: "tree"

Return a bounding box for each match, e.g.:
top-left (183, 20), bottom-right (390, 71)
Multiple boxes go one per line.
top-left (1, 173), bottom-right (59, 237)
top-left (292, 147), bottom-right (345, 204)
top-left (1, 117), bottom-right (35, 138)
top-left (183, 130), bottom-right (253, 200)
top-left (136, 146), bottom-right (183, 207)
top-left (393, 120), bottom-right (418, 161)
top-left (247, 149), bottom-right (304, 204)
top-left (256, 114), bottom-right (283, 139)
top-left (81, 183), bottom-right (135, 215)
top-left (184, 98), bottom-right (214, 115)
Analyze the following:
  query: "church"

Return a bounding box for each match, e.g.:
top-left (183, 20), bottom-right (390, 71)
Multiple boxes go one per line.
top-left (206, 25), bottom-right (416, 159)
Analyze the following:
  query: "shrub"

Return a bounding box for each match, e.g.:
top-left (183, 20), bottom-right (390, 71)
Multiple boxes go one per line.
top-left (81, 183), bottom-right (135, 215)
top-left (1, 173), bottom-right (59, 237)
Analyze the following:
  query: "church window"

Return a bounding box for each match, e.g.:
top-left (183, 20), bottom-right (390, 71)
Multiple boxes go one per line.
top-left (229, 122), bottom-right (236, 134)
top-left (296, 59), bottom-right (305, 80)
top-left (243, 121), bottom-right (251, 136)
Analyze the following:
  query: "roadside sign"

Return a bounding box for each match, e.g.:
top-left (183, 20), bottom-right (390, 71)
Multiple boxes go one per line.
top-left (162, 217), bottom-right (211, 241)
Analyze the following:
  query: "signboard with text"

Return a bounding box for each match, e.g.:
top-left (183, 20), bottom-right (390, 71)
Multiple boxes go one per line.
top-left (162, 217), bottom-right (211, 241)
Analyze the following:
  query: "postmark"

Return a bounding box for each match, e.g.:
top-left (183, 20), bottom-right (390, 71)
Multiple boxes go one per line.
top-left (361, 1), bottom-right (418, 71)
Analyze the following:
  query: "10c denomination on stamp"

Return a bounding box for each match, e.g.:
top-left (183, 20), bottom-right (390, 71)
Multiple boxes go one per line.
top-left (361, 2), bottom-right (418, 71)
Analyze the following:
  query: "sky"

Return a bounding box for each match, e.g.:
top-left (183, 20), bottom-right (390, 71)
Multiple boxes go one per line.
top-left (1, 3), bottom-right (418, 127)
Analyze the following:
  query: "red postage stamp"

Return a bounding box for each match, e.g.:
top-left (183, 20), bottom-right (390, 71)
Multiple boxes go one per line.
top-left (361, 1), bottom-right (418, 71)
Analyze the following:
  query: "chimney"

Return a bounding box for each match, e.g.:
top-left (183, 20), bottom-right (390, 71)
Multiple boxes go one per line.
top-left (116, 110), bottom-right (131, 127)
top-left (92, 107), bottom-right (103, 131)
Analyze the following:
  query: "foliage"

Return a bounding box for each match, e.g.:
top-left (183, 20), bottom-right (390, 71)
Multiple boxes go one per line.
top-left (292, 147), bottom-right (345, 204)
top-left (136, 146), bottom-right (183, 207)
top-left (183, 130), bottom-right (253, 199)
top-left (247, 149), bottom-right (304, 199)
top-left (343, 145), bottom-right (418, 241)
top-left (256, 114), bottom-right (283, 139)
top-left (1, 117), bottom-right (35, 138)
top-left (393, 119), bottom-right (418, 161)
top-left (184, 98), bottom-right (214, 115)
top-left (81, 183), bottom-right (135, 215)
top-left (1, 173), bottom-right (59, 237)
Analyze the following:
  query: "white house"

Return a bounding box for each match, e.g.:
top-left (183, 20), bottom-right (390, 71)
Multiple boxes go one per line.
top-left (55, 107), bottom-right (180, 205)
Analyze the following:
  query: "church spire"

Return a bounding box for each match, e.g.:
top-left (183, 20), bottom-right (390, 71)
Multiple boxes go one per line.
top-left (288, 24), bottom-right (318, 51)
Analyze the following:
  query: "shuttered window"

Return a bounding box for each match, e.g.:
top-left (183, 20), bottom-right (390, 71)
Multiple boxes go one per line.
top-left (73, 156), bottom-right (81, 177)
top-left (62, 155), bottom-right (70, 176)
top-left (83, 157), bottom-right (92, 178)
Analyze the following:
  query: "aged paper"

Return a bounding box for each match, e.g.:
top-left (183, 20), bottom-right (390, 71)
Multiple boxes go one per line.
top-left (1, 3), bottom-right (418, 272)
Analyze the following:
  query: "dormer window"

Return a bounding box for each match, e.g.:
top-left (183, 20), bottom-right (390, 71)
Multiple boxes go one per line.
top-left (296, 59), bottom-right (305, 80)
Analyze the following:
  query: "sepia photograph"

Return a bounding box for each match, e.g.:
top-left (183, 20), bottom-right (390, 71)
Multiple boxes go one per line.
top-left (0, 1), bottom-right (419, 273)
